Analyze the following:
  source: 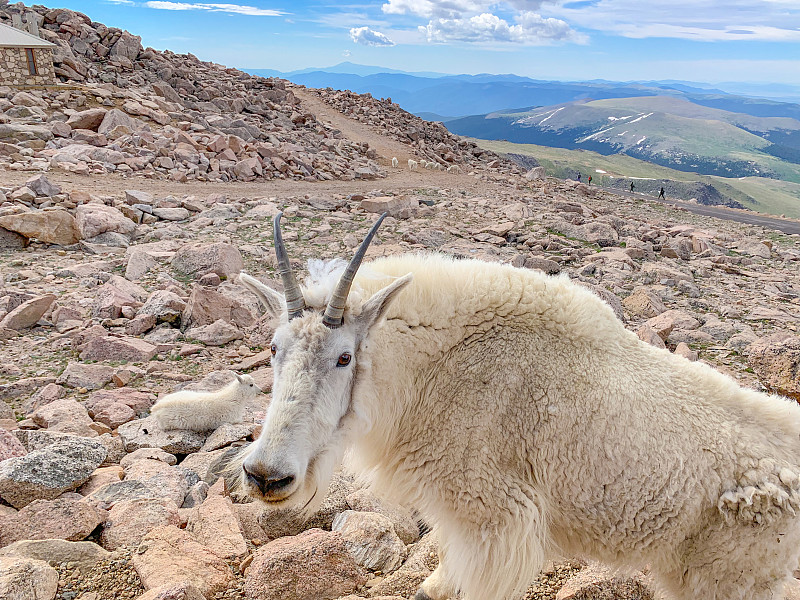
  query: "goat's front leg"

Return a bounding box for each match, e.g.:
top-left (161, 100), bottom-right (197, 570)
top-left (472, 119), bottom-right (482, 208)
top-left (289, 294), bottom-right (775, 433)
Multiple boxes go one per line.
top-left (414, 561), bottom-right (456, 600)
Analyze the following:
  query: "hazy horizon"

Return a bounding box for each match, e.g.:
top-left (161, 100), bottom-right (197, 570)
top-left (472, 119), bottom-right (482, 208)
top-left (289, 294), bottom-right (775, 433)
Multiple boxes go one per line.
top-left (33, 1), bottom-right (800, 87)
top-left (249, 60), bottom-right (800, 91)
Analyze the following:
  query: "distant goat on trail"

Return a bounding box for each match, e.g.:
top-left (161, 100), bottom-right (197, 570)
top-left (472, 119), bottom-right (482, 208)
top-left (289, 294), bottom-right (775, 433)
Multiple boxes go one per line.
top-left (391, 157), bottom-right (399, 168)
top-left (235, 214), bottom-right (800, 600)
top-left (150, 372), bottom-right (260, 432)
top-left (408, 159), bottom-right (418, 171)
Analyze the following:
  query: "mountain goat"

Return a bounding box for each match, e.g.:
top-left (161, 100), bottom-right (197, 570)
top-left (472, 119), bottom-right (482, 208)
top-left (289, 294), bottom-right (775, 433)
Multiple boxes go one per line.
top-left (392, 157), bottom-right (399, 168)
top-left (150, 372), bottom-right (261, 432)
top-left (236, 213), bottom-right (800, 600)
top-left (408, 159), bottom-right (418, 171)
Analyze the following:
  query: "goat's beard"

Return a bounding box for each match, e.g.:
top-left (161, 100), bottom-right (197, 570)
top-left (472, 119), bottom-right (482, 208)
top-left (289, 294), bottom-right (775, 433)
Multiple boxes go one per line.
top-left (289, 418), bottom-right (365, 516)
top-left (226, 406), bottom-right (367, 516)
top-left (225, 435), bottom-right (349, 518)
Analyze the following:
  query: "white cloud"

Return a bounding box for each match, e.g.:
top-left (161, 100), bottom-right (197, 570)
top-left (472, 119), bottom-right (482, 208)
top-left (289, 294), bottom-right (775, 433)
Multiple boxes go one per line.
top-left (350, 26), bottom-right (396, 46)
top-left (551, 0), bottom-right (800, 42)
top-left (383, 0), bottom-right (485, 19)
top-left (380, 1), bottom-right (582, 46)
top-left (314, 10), bottom-right (391, 30)
top-left (105, 0), bottom-right (135, 5)
top-left (420, 11), bottom-right (584, 44)
top-left (380, 0), bottom-right (800, 44)
top-left (618, 23), bottom-right (800, 42)
top-left (382, 0), bottom-right (546, 19)
top-left (145, 2), bottom-right (285, 16)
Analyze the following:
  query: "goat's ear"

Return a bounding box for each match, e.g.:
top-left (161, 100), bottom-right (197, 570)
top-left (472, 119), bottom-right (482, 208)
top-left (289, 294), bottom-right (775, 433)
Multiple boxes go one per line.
top-left (357, 274), bottom-right (412, 335)
top-left (234, 372), bottom-right (244, 383)
top-left (238, 272), bottom-right (285, 319)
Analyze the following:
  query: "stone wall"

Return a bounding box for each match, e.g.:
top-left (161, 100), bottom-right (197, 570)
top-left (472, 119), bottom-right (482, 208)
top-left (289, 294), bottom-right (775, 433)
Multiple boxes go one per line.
top-left (0, 47), bottom-right (56, 86)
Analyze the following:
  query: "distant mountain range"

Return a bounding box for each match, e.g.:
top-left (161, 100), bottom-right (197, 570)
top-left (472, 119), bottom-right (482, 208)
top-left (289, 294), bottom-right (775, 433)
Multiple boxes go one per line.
top-left (245, 62), bottom-right (800, 118)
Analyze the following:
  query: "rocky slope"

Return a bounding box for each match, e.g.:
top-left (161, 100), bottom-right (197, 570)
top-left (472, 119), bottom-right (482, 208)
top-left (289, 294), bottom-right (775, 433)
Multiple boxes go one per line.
top-left (0, 3), bottom-right (800, 600)
top-left (0, 3), bottom-right (509, 186)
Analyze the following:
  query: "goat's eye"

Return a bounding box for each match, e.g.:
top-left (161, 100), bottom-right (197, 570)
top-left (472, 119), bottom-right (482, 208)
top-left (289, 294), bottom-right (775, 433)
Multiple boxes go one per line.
top-left (270, 344), bottom-right (277, 356)
top-left (337, 352), bottom-right (352, 367)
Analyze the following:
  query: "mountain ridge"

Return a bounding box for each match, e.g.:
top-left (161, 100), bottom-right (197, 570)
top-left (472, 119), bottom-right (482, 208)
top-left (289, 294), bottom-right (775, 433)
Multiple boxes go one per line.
top-left (245, 63), bottom-right (800, 111)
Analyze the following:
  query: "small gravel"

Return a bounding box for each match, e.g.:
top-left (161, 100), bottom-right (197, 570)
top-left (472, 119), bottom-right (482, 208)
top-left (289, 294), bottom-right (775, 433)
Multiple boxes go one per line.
top-left (56, 547), bottom-right (144, 600)
top-left (214, 555), bottom-right (247, 600)
top-left (524, 559), bottom-right (587, 600)
top-left (55, 546), bottom-right (249, 600)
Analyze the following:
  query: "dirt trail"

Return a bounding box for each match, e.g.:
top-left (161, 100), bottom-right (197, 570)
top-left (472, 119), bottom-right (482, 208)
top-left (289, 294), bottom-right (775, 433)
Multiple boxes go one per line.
top-left (0, 162), bottom-right (483, 201)
top-left (293, 86), bottom-right (418, 168)
top-left (2, 165), bottom-right (799, 236)
top-left (614, 188), bottom-right (800, 236)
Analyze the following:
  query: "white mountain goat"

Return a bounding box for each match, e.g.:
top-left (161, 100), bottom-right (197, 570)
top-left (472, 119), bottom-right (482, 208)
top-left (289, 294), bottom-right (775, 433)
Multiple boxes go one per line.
top-left (408, 159), bottom-right (418, 171)
top-left (150, 372), bottom-right (260, 432)
top-left (447, 164), bottom-right (461, 173)
top-left (235, 213), bottom-right (800, 600)
top-left (392, 157), bottom-right (399, 168)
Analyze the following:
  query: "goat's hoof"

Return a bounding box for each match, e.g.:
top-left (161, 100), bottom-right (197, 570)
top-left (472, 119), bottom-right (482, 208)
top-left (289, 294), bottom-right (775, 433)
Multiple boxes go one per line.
top-left (413, 590), bottom-right (433, 600)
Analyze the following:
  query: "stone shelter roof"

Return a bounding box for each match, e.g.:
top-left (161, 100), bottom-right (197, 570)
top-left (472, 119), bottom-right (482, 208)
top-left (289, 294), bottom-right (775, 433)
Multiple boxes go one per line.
top-left (0, 22), bottom-right (56, 48)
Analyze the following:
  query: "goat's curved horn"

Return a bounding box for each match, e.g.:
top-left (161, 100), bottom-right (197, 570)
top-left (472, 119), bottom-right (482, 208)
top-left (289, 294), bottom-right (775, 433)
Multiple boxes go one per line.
top-left (273, 212), bottom-right (306, 320)
top-left (322, 213), bottom-right (388, 328)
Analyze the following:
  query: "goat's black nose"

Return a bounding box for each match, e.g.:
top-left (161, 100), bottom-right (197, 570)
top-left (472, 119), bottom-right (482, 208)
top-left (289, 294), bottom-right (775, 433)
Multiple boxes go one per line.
top-left (242, 463), bottom-right (296, 498)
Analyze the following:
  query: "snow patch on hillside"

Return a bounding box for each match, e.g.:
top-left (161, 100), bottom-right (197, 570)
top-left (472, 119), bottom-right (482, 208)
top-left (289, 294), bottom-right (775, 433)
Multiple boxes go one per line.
top-left (538, 106), bottom-right (564, 124)
top-left (629, 112), bottom-right (654, 124)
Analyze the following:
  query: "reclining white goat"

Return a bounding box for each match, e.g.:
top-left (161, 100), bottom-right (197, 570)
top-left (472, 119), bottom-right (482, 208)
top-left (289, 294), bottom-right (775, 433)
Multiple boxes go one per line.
top-left (151, 372), bottom-right (260, 432)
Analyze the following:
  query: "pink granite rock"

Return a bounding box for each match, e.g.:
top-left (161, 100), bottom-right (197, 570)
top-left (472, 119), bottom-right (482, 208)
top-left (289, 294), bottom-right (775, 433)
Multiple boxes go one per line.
top-left (56, 362), bottom-right (115, 390)
top-left (100, 498), bottom-right (180, 551)
top-left (171, 243), bottom-right (243, 279)
top-left (80, 336), bottom-right (158, 363)
top-left (0, 294), bottom-right (55, 331)
top-left (0, 430), bottom-right (26, 462)
top-left (244, 529), bottom-right (368, 600)
top-left (31, 398), bottom-right (97, 437)
top-left (185, 494), bottom-right (247, 559)
top-left (0, 496), bottom-right (104, 547)
top-left (133, 526), bottom-right (235, 596)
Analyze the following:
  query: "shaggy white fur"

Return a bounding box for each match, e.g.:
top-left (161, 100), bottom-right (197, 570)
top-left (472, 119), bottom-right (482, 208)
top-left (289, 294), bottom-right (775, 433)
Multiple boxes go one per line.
top-left (392, 157), bottom-right (399, 168)
top-left (150, 372), bottom-right (260, 432)
top-left (408, 159), bottom-right (418, 171)
top-left (240, 253), bottom-right (800, 600)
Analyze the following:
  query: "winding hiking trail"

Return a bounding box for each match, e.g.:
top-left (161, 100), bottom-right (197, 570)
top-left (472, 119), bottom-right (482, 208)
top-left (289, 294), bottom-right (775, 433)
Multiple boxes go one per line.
top-left (293, 87), bottom-right (419, 169)
top-left (615, 188), bottom-right (800, 236)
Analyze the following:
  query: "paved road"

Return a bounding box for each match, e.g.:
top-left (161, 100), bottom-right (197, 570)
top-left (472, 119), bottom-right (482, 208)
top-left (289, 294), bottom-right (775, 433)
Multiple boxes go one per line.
top-left (605, 187), bottom-right (800, 236)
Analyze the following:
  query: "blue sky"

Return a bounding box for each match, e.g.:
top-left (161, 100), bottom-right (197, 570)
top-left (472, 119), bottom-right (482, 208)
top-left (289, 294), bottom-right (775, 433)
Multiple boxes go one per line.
top-left (47, 1), bottom-right (800, 85)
